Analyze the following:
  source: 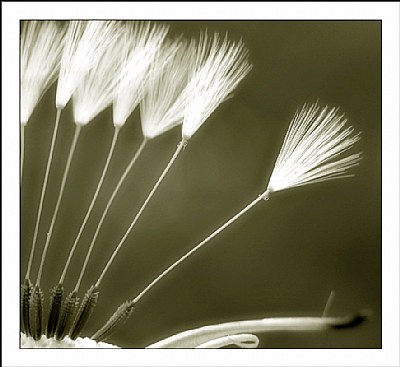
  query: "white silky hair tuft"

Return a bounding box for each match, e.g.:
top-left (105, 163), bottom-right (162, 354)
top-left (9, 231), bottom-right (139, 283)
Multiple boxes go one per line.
top-left (21, 21), bottom-right (66, 125)
top-left (20, 333), bottom-right (119, 348)
top-left (140, 38), bottom-right (196, 139)
top-left (56, 20), bottom-right (119, 110)
top-left (113, 21), bottom-right (169, 127)
top-left (266, 103), bottom-right (362, 193)
top-left (72, 25), bottom-right (124, 125)
top-left (180, 32), bottom-right (252, 140)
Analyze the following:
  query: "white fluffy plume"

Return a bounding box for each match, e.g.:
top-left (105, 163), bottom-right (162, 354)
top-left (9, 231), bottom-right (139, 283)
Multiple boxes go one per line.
top-left (140, 38), bottom-right (196, 139)
top-left (180, 32), bottom-right (252, 140)
top-left (56, 20), bottom-right (119, 110)
top-left (266, 103), bottom-right (362, 193)
top-left (113, 21), bottom-right (169, 127)
top-left (72, 25), bottom-right (124, 125)
top-left (21, 21), bottom-right (66, 125)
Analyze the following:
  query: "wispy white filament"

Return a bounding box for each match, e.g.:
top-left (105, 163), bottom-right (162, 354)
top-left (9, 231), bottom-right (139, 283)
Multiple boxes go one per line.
top-left (113, 21), bottom-right (169, 127)
top-left (179, 32), bottom-right (252, 140)
top-left (266, 103), bottom-right (362, 193)
top-left (72, 25), bottom-right (123, 125)
top-left (56, 20), bottom-right (118, 109)
top-left (140, 39), bottom-right (195, 139)
top-left (21, 21), bottom-right (66, 124)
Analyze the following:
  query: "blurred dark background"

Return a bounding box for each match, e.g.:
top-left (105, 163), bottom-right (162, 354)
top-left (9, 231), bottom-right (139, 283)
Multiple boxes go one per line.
top-left (21, 21), bottom-right (381, 348)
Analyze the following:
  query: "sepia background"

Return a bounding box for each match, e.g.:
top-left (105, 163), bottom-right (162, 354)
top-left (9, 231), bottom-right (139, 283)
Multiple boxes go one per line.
top-left (20, 21), bottom-right (381, 348)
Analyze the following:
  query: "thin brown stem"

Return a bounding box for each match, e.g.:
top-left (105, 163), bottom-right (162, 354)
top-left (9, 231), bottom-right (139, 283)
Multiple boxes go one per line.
top-left (133, 191), bottom-right (267, 304)
top-left (25, 108), bottom-right (62, 280)
top-left (94, 139), bottom-right (187, 289)
top-left (59, 126), bottom-right (120, 283)
top-left (73, 138), bottom-right (148, 292)
top-left (36, 124), bottom-right (81, 285)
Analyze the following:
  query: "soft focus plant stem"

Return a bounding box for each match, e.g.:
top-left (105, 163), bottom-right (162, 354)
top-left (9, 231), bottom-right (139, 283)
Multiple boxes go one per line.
top-left (73, 138), bottom-right (148, 292)
top-left (146, 314), bottom-right (363, 348)
top-left (36, 123), bottom-right (81, 285)
top-left (133, 189), bottom-right (270, 304)
top-left (322, 290), bottom-right (335, 317)
top-left (94, 138), bottom-right (187, 288)
top-left (59, 126), bottom-right (120, 283)
top-left (25, 108), bottom-right (62, 280)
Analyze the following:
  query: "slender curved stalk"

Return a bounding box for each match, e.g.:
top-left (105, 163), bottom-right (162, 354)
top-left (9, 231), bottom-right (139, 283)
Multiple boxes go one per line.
top-left (25, 108), bottom-right (62, 280)
top-left (134, 190), bottom-right (269, 304)
top-left (93, 139), bottom-right (187, 289)
top-left (146, 313), bottom-right (368, 348)
top-left (73, 138), bottom-right (148, 292)
top-left (36, 124), bottom-right (81, 285)
top-left (59, 126), bottom-right (120, 283)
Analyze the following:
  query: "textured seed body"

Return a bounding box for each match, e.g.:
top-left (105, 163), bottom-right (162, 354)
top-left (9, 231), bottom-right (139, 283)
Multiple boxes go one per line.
top-left (70, 285), bottom-right (99, 340)
top-left (92, 300), bottom-right (135, 342)
top-left (29, 285), bottom-right (44, 340)
top-left (56, 290), bottom-right (79, 340)
top-left (46, 283), bottom-right (64, 338)
top-left (21, 278), bottom-right (33, 336)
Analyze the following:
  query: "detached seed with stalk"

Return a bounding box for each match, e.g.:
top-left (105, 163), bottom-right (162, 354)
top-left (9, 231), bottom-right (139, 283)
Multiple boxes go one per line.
top-left (93, 102), bottom-right (361, 340)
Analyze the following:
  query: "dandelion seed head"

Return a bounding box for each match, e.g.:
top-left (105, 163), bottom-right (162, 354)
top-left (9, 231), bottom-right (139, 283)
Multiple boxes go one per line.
top-left (140, 38), bottom-right (196, 139)
top-left (21, 21), bottom-right (66, 125)
top-left (56, 20), bottom-right (119, 110)
top-left (266, 103), bottom-right (362, 193)
top-left (113, 22), bottom-right (169, 127)
top-left (180, 32), bottom-right (252, 140)
top-left (72, 25), bottom-right (124, 126)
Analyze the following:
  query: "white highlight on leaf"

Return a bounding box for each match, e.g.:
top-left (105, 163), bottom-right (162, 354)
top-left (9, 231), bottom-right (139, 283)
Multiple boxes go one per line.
top-left (179, 32), bottom-right (252, 140)
top-left (56, 20), bottom-right (118, 109)
top-left (113, 21), bottom-right (169, 127)
top-left (72, 24), bottom-right (124, 125)
top-left (21, 21), bottom-right (66, 125)
top-left (195, 333), bottom-right (259, 349)
top-left (140, 38), bottom-right (195, 139)
top-left (266, 103), bottom-right (362, 193)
